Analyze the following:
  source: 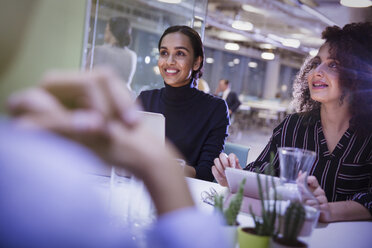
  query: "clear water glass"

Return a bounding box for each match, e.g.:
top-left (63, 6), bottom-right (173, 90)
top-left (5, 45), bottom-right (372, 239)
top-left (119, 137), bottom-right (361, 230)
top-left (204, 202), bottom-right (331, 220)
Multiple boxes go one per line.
top-left (277, 147), bottom-right (320, 237)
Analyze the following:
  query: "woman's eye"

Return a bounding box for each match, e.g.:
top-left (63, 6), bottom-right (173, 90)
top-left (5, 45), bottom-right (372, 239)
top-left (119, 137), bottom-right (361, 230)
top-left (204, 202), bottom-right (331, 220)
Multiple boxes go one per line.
top-left (176, 51), bottom-right (185, 56)
top-left (329, 61), bottom-right (338, 69)
top-left (159, 50), bottom-right (168, 56)
top-left (310, 60), bottom-right (320, 69)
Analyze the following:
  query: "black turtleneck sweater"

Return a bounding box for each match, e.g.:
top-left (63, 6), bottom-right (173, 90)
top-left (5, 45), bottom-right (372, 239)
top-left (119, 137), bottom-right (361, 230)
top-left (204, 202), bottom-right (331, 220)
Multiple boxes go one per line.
top-left (137, 82), bottom-right (229, 181)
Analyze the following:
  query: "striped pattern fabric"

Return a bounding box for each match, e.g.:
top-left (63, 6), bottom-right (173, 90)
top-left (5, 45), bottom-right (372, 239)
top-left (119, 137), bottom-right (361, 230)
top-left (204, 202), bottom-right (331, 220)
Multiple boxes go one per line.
top-left (244, 113), bottom-right (372, 214)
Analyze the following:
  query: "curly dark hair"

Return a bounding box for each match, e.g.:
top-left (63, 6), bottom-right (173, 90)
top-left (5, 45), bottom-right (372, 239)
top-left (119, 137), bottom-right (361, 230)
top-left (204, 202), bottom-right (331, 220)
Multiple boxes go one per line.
top-left (158, 25), bottom-right (204, 82)
top-left (292, 22), bottom-right (372, 135)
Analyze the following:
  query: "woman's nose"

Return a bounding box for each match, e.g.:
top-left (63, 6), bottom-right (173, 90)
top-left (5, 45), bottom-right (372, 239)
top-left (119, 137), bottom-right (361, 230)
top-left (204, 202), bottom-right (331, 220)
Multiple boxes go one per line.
top-left (167, 54), bottom-right (175, 64)
top-left (314, 63), bottom-right (325, 77)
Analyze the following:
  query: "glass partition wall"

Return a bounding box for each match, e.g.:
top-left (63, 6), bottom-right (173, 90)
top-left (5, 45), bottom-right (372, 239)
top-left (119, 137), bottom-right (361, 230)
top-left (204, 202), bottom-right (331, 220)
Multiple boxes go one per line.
top-left (83, 0), bottom-right (208, 96)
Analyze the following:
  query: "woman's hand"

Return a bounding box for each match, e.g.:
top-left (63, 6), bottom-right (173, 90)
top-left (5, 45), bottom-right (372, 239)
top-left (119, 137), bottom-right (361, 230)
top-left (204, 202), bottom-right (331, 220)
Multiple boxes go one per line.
top-left (212, 152), bottom-right (241, 187)
top-left (307, 176), bottom-right (332, 222)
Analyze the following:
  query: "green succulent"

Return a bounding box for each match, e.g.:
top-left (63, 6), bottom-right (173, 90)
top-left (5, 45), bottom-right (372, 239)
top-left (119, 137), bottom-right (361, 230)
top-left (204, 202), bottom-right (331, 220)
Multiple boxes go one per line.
top-left (249, 152), bottom-right (278, 236)
top-left (281, 201), bottom-right (306, 244)
top-left (214, 178), bottom-right (246, 226)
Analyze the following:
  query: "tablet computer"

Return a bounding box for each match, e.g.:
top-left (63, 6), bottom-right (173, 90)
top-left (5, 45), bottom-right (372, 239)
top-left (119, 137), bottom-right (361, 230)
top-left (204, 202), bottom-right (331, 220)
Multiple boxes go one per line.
top-left (225, 167), bottom-right (280, 199)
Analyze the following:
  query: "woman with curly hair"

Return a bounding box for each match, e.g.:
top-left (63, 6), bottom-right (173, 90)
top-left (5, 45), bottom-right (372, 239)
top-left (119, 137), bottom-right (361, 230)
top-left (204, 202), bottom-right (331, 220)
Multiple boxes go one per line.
top-left (212, 22), bottom-right (372, 222)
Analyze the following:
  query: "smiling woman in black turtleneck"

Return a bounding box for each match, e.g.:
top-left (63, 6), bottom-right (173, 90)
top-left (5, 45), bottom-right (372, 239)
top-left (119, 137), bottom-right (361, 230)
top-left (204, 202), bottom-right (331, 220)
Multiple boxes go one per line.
top-left (137, 25), bottom-right (229, 181)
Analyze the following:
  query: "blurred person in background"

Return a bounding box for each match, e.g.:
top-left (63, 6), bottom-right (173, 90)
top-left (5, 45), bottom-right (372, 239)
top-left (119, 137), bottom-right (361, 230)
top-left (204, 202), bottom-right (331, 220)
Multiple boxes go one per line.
top-left (215, 79), bottom-right (241, 115)
top-left (87, 16), bottom-right (137, 92)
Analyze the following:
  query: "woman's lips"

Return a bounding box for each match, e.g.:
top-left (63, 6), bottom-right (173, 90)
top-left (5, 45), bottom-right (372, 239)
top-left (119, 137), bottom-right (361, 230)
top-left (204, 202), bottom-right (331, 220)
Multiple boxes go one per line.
top-left (312, 81), bottom-right (328, 89)
top-left (165, 69), bottom-right (179, 75)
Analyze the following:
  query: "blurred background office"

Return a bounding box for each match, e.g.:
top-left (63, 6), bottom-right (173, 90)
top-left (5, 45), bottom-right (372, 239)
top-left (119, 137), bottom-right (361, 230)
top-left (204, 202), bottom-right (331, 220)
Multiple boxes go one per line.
top-left (1, 0), bottom-right (371, 163)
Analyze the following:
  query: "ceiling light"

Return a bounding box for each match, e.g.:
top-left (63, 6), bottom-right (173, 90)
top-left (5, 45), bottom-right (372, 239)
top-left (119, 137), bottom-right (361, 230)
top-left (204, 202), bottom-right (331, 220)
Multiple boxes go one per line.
top-left (241, 4), bottom-right (267, 15)
top-left (144, 56), bottom-right (151, 64)
top-left (217, 31), bottom-right (248, 42)
top-left (228, 61), bottom-right (235, 67)
top-left (309, 49), bottom-right (318, 57)
top-left (225, 43), bottom-right (240, 51)
top-left (233, 58), bottom-right (240, 64)
top-left (281, 38), bottom-right (301, 48)
top-left (193, 20), bottom-right (202, 28)
top-left (248, 62), bottom-right (258, 68)
top-left (340, 0), bottom-right (371, 8)
top-left (206, 57), bottom-right (214, 64)
top-left (259, 43), bottom-right (275, 49)
top-left (232, 20), bottom-right (253, 31)
top-left (157, 0), bottom-right (182, 3)
top-left (153, 66), bottom-right (160, 75)
top-left (261, 52), bottom-right (275, 60)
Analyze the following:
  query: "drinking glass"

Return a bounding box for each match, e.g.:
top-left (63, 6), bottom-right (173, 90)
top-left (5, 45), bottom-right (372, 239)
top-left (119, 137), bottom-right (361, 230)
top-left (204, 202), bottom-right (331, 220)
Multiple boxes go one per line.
top-left (277, 147), bottom-right (320, 237)
top-left (109, 166), bottom-right (155, 247)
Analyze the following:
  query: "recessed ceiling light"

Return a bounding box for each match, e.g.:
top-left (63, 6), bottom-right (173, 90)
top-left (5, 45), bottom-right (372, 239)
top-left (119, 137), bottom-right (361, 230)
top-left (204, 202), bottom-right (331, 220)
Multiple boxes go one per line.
top-left (248, 62), bottom-right (258, 68)
top-left (340, 0), bottom-right (371, 8)
top-left (153, 66), bottom-right (160, 75)
top-left (225, 43), bottom-right (240, 51)
top-left (144, 56), bottom-right (151, 64)
top-left (228, 61), bottom-right (235, 67)
top-left (217, 31), bottom-right (248, 42)
top-left (281, 38), bottom-right (301, 48)
top-left (309, 49), bottom-right (318, 56)
top-left (232, 20), bottom-right (253, 31)
top-left (259, 43), bottom-right (275, 49)
top-left (157, 0), bottom-right (182, 3)
top-left (193, 20), bottom-right (202, 28)
top-left (261, 52), bottom-right (275, 60)
top-left (233, 58), bottom-right (240, 64)
top-left (241, 4), bottom-right (267, 15)
top-left (206, 57), bottom-right (214, 64)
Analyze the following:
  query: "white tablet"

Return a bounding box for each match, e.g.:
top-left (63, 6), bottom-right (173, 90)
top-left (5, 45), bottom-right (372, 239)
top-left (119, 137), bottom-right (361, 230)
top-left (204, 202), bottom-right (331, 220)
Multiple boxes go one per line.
top-left (225, 167), bottom-right (280, 199)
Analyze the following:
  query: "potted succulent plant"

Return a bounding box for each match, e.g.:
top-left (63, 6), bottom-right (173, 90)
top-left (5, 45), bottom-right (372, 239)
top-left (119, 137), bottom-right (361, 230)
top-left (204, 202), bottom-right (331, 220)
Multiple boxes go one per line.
top-left (214, 178), bottom-right (246, 247)
top-left (238, 154), bottom-right (278, 248)
top-left (271, 201), bottom-right (307, 248)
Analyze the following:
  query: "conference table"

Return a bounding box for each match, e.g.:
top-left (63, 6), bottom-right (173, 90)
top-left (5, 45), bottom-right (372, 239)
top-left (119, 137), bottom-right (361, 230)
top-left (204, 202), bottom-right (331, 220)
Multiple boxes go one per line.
top-left (94, 175), bottom-right (372, 248)
top-left (187, 177), bottom-right (372, 248)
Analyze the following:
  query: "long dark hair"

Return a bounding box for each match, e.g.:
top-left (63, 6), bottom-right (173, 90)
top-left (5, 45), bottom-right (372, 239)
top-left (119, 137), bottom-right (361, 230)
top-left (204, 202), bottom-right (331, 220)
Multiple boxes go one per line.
top-left (292, 22), bottom-right (372, 135)
top-left (158, 25), bottom-right (204, 81)
top-left (109, 17), bottom-right (131, 47)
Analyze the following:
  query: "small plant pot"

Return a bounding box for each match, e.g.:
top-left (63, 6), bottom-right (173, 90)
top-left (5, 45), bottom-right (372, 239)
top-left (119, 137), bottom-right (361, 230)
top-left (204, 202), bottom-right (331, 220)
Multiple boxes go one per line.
top-left (223, 225), bottom-right (238, 248)
top-left (270, 236), bottom-right (308, 248)
top-left (238, 227), bottom-right (270, 248)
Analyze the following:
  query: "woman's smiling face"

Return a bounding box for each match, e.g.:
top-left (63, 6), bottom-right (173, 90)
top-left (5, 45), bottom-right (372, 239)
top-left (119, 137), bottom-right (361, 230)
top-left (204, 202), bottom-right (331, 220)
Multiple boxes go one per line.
top-left (307, 42), bottom-right (343, 105)
top-left (158, 32), bottom-right (201, 87)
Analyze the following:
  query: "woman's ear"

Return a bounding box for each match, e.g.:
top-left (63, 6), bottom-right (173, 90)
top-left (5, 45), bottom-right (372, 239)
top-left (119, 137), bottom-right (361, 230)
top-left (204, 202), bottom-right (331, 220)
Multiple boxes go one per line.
top-left (193, 56), bottom-right (202, 71)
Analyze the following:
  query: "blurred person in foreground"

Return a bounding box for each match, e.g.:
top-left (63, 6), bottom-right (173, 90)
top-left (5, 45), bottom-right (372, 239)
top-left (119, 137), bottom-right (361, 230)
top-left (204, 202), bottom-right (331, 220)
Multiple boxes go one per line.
top-left (0, 2), bottom-right (228, 247)
top-left (2, 70), bottom-right (228, 248)
top-left (212, 22), bottom-right (372, 223)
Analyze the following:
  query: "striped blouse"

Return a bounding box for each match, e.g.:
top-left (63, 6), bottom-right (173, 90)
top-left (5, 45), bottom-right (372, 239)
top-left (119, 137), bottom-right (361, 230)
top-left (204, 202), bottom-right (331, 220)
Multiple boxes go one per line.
top-left (244, 113), bottom-right (372, 214)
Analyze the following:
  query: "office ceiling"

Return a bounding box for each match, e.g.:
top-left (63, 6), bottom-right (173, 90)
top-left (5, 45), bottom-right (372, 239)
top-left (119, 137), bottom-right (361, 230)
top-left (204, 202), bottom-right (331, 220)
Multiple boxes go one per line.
top-left (94, 0), bottom-right (371, 62)
top-left (205, 0), bottom-right (372, 57)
